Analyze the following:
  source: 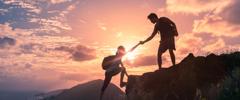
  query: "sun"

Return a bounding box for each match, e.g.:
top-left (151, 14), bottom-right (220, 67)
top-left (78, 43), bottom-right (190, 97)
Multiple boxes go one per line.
top-left (123, 52), bottom-right (136, 63)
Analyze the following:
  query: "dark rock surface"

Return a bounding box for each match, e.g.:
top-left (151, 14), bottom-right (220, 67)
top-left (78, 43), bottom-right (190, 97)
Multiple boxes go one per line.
top-left (126, 52), bottom-right (240, 100)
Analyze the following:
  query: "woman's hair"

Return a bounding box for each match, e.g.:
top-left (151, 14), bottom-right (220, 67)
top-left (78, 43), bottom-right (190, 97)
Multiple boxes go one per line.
top-left (116, 45), bottom-right (126, 55)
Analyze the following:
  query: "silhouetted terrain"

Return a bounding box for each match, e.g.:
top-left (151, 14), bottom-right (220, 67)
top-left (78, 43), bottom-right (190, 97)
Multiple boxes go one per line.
top-left (31, 89), bottom-right (66, 100)
top-left (39, 52), bottom-right (240, 100)
top-left (126, 52), bottom-right (240, 100)
top-left (52, 79), bottom-right (124, 100)
top-left (0, 90), bottom-right (40, 100)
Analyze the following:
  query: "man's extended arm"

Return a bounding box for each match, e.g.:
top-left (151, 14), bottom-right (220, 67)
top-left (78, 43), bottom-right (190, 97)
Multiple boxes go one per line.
top-left (128, 43), bottom-right (140, 52)
top-left (140, 25), bottom-right (158, 44)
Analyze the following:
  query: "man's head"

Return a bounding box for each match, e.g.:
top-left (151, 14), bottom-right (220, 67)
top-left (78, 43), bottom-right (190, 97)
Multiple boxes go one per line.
top-left (148, 13), bottom-right (158, 24)
top-left (116, 45), bottom-right (126, 57)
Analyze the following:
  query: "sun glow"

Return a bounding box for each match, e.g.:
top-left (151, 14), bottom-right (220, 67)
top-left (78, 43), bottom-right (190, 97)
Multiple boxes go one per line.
top-left (123, 51), bottom-right (137, 64)
top-left (126, 52), bottom-right (136, 60)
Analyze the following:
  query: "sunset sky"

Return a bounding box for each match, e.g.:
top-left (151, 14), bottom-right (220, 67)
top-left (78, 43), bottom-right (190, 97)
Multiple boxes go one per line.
top-left (0, 0), bottom-right (240, 92)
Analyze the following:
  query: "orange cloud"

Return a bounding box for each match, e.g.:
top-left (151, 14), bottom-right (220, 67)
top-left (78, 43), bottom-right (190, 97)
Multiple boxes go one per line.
top-left (176, 33), bottom-right (203, 56)
top-left (55, 44), bottom-right (97, 61)
top-left (0, 36), bottom-right (16, 48)
top-left (50, 0), bottom-right (69, 4)
top-left (193, 0), bottom-right (240, 37)
top-left (124, 55), bottom-right (157, 67)
top-left (166, 0), bottom-right (231, 15)
top-left (203, 38), bottom-right (225, 52)
top-left (193, 14), bottom-right (240, 37)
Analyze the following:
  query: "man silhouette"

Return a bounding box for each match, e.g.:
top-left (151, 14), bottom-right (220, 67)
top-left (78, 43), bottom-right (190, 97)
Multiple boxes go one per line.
top-left (140, 13), bottom-right (178, 69)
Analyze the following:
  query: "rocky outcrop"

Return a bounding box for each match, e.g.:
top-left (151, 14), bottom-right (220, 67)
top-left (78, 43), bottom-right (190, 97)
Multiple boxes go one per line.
top-left (126, 52), bottom-right (240, 100)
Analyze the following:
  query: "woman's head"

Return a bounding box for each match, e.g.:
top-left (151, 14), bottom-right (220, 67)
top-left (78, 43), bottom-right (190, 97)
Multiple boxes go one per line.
top-left (116, 45), bottom-right (126, 57)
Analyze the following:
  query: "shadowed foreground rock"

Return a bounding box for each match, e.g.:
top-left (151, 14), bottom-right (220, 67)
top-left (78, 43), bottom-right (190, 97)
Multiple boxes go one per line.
top-left (126, 52), bottom-right (240, 100)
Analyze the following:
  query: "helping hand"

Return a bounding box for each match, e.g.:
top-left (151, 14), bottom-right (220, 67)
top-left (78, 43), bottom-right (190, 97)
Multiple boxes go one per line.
top-left (139, 41), bottom-right (145, 45)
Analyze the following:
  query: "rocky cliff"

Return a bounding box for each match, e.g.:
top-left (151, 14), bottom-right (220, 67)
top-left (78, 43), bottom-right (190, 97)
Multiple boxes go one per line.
top-left (126, 52), bottom-right (240, 100)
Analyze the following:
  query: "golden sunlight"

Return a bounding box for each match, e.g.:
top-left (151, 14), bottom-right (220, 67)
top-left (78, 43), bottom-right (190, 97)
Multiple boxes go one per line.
top-left (123, 52), bottom-right (137, 64)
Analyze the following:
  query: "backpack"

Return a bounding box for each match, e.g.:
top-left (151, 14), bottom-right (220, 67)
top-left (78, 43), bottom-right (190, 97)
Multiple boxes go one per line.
top-left (172, 26), bottom-right (178, 36)
top-left (159, 17), bottom-right (179, 37)
top-left (102, 55), bottom-right (116, 70)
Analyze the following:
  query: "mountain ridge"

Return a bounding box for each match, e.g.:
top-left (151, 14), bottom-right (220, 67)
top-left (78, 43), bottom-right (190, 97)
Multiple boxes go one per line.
top-left (39, 52), bottom-right (240, 100)
top-left (52, 79), bottom-right (125, 100)
top-left (126, 52), bottom-right (240, 100)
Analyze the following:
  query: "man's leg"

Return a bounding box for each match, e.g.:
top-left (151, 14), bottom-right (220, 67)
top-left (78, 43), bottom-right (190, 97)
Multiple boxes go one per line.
top-left (120, 67), bottom-right (128, 87)
top-left (100, 74), bottom-right (112, 100)
top-left (158, 43), bottom-right (167, 69)
top-left (157, 51), bottom-right (163, 69)
top-left (169, 49), bottom-right (176, 66)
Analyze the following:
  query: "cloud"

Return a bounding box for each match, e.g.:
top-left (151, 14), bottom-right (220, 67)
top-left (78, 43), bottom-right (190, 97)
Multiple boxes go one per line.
top-left (125, 55), bottom-right (157, 67)
top-left (176, 33), bottom-right (204, 55)
top-left (50, 0), bottom-right (70, 4)
top-left (19, 43), bottom-right (45, 54)
top-left (0, 22), bottom-right (93, 92)
top-left (0, 23), bottom-right (32, 36)
top-left (178, 0), bottom-right (240, 54)
top-left (202, 38), bottom-right (225, 52)
top-left (193, 0), bottom-right (240, 37)
top-left (166, 0), bottom-right (231, 15)
top-left (0, 0), bottom-right (77, 34)
top-left (3, 0), bottom-right (42, 14)
top-left (0, 67), bottom-right (88, 91)
top-left (55, 45), bottom-right (97, 61)
top-left (0, 36), bottom-right (16, 48)
top-left (193, 14), bottom-right (240, 37)
top-left (0, 8), bottom-right (9, 15)
top-left (221, 0), bottom-right (240, 24)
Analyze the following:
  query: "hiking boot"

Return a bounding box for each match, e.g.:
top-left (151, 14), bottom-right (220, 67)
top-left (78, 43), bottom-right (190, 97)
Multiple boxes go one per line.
top-left (120, 82), bottom-right (127, 87)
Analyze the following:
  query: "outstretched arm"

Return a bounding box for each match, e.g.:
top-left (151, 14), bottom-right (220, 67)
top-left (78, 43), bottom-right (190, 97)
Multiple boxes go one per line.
top-left (128, 43), bottom-right (140, 53)
top-left (140, 25), bottom-right (158, 44)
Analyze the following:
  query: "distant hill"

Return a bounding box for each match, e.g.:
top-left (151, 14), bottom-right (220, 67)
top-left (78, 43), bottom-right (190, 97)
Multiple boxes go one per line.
top-left (52, 79), bottom-right (125, 100)
top-left (126, 52), bottom-right (240, 100)
top-left (31, 89), bottom-right (66, 100)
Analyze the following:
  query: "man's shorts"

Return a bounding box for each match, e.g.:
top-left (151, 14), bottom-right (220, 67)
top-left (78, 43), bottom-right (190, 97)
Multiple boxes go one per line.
top-left (158, 37), bottom-right (176, 53)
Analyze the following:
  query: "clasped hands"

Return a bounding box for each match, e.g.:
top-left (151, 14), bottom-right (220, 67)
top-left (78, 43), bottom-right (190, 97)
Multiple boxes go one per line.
top-left (139, 41), bottom-right (145, 45)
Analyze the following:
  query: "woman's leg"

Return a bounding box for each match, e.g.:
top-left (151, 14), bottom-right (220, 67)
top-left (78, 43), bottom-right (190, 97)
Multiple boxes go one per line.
top-left (100, 73), bottom-right (112, 100)
top-left (120, 67), bottom-right (128, 87)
